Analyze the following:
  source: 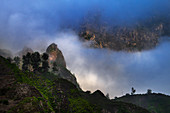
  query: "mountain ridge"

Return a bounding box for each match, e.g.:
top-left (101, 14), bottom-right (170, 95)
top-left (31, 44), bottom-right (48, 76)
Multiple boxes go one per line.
top-left (114, 93), bottom-right (170, 113)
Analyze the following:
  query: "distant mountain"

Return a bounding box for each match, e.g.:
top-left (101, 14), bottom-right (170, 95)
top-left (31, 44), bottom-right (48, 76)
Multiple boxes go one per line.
top-left (0, 54), bottom-right (150, 113)
top-left (0, 49), bottom-right (12, 58)
top-left (114, 93), bottom-right (170, 113)
top-left (78, 10), bottom-right (170, 51)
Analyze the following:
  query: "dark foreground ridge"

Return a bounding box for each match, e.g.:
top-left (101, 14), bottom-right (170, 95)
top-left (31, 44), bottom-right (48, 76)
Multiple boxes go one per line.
top-left (114, 93), bottom-right (170, 113)
top-left (0, 55), bottom-right (150, 113)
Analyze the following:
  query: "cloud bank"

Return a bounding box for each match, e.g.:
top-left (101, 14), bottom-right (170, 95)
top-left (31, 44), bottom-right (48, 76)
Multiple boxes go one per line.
top-left (49, 33), bottom-right (170, 98)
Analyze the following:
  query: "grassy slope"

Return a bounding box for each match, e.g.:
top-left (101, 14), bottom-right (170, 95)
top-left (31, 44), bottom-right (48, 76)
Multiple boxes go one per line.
top-left (115, 94), bottom-right (170, 113)
top-left (0, 56), bottom-right (150, 113)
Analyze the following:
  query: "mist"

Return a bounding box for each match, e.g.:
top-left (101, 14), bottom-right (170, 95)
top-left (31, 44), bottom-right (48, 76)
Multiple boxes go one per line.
top-left (48, 33), bottom-right (170, 98)
top-left (0, 0), bottom-right (170, 50)
top-left (0, 0), bottom-right (170, 98)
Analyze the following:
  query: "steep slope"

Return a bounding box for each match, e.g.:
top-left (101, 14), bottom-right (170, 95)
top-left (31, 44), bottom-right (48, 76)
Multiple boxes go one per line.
top-left (0, 56), bottom-right (52, 113)
top-left (46, 43), bottom-right (80, 89)
top-left (0, 56), bottom-right (150, 113)
top-left (114, 94), bottom-right (170, 113)
top-left (82, 90), bottom-right (150, 113)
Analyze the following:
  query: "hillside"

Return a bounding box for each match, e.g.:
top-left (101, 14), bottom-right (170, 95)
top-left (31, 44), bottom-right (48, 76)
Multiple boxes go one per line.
top-left (114, 93), bottom-right (170, 113)
top-left (0, 55), bottom-right (150, 113)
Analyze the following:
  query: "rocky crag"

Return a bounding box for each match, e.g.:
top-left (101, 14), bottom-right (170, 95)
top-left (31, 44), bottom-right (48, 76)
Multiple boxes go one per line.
top-left (78, 11), bottom-right (170, 51)
top-left (46, 43), bottom-right (66, 68)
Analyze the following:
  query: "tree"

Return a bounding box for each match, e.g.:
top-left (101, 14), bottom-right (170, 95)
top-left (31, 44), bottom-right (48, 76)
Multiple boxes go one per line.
top-left (42, 61), bottom-right (49, 73)
top-left (14, 56), bottom-right (20, 67)
top-left (147, 89), bottom-right (152, 94)
top-left (42, 53), bottom-right (49, 72)
top-left (31, 52), bottom-right (41, 72)
top-left (26, 52), bottom-right (32, 71)
top-left (22, 52), bottom-right (32, 71)
top-left (131, 87), bottom-right (136, 95)
top-left (22, 55), bottom-right (27, 71)
top-left (52, 61), bottom-right (58, 72)
top-left (42, 53), bottom-right (49, 61)
top-left (41, 53), bottom-right (49, 73)
top-left (7, 57), bottom-right (12, 63)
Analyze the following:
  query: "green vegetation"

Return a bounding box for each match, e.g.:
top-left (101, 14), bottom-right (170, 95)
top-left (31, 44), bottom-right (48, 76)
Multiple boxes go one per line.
top-left (131, 87), bottom-right (136, 95)
top-left (8, 97), bottom-right (52, 113)
top-left (13, 56), bottom-right (20, 67)
top-left (41, 53), bottom-right (49, 73)
top-left (31, 52), bottom-right (41, 72)
top-left (115, 93), bottom-right (170, 113)
top-left (22, 52), bottom-right (32, 71)
top-left (22, 52), bottom-right (50, 73)
top-left (0, 56), bottom-right (151, 113)
top-left (69, 97), bottom-right (96, 113)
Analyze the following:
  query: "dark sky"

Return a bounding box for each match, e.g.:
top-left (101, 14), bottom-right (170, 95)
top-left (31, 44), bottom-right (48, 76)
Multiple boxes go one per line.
top-left (0, 0), bottom-right (170, 98)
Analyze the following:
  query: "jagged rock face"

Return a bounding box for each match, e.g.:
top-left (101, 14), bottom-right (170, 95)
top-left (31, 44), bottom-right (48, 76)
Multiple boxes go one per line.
top-left (79, 21), bottom-right (163, 51)
top-left (17, 47), bottom-right (33, 57)
top-left (46, 43), bottom-right (80, 89)
top-left (78, 11), bottom-right (169, 51)
top-left (53, 65), bottom-right (81, 90)
top-left (46, 43), bottom-right (66, 67)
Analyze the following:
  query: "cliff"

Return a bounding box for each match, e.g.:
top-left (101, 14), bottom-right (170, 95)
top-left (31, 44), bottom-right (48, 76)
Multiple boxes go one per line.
top-left (78, 11), bottom-right (169, 51)
top-left (46, 43), bottom-right (66, 68)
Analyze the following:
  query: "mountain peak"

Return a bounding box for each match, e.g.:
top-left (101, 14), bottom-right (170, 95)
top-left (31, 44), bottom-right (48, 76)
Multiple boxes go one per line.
top-left (46, 43), bottom-right (58, 52)
top-left (46, 43), bottom-right (66, 67)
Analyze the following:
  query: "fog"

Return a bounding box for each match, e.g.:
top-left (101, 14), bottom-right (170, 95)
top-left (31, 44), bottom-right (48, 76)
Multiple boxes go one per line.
top-left (0, 0), bottom-right (170, 98)
top-left (49, 33), bottom-right (170, 98)
top-left (0, 0), bottom-right (170, 50)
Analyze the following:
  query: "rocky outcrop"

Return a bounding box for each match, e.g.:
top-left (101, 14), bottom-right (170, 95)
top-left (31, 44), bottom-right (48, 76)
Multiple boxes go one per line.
top-left (53, 65), bottom-right (81, 90)
top-left (46, 43), bottom-right (66, 67)
top-left (46, 43), bottom-right (80, 89)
